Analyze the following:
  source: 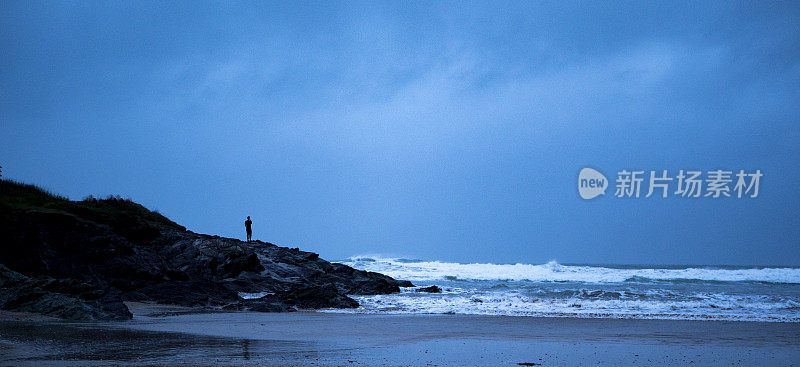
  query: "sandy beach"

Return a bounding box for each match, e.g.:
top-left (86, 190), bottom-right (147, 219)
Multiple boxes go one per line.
top-left (1, 303), bottom-right (798, 366)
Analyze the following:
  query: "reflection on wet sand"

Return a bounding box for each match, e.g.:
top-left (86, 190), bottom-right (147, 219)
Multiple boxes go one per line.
top-left (0, 321), bottom-right (318, 366)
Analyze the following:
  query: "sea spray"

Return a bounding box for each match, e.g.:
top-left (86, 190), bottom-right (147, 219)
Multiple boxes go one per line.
top-left (327, 257), bottom-right (800, 322)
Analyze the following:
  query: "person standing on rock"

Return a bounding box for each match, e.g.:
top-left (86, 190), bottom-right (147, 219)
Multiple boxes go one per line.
top-left (245, 216), bottom-right (253, 242)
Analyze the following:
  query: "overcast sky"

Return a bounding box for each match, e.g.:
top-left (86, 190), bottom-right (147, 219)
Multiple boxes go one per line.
top-left (2, 1), bottom-right (799, 265)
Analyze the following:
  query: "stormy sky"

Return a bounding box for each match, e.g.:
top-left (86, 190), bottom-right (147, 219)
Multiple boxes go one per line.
top-left (2, 1), bottom-right (799, 265)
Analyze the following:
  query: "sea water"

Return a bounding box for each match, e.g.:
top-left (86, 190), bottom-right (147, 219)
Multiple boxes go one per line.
top-left (326, 257), bottom-right (800, 322)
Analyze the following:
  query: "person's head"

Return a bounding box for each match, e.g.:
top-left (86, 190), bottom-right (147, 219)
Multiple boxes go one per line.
top-left (247, 216), bottom-right (250, 220)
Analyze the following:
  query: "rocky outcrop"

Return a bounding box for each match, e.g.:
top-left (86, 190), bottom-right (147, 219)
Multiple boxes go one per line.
top-left (416, 285), bottom-right (442, 293)
top-left (0, 180), bottom-right (408, 320)
top-left (0, 265), bottom-right (131, 321)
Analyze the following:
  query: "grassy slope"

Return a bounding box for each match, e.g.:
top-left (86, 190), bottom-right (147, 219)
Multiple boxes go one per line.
top-left (0, 179), bottom-right (185, 238)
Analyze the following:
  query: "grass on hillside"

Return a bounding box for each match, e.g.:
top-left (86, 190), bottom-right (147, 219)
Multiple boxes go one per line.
top-left (0, 179), bottom-right (185, 234)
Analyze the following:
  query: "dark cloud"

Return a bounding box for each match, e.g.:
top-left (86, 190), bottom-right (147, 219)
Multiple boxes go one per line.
top-left (1, 1), bottom-right (798, 264)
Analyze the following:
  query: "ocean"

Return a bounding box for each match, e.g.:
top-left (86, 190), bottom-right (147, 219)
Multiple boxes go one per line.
top-left (327, 257), bottom-right (800, 322)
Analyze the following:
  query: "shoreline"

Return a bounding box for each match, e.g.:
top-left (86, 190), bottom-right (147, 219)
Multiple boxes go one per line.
top-left (2, 305), bottom-right (798, 366)
top-left (320, 308), bottom-right (800, 323)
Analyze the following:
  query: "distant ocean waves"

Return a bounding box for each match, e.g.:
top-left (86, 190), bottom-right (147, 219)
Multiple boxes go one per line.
top-left (326, 257), bottom-right (800, 322)
top-left (337, 257), bottom-right (800, 283)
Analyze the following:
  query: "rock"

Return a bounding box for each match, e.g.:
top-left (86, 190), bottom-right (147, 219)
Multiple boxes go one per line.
top-left (218, 251), bottom-right (264, 278)
top-left (0, 179), bottom-right (405, 320)
top-left (0, 265), bottom-right (131, 320)
top-left (416, 285), bottom-right (442, 293)
top-left (125, 280), bottom-right (239, 306)
top-left (397, 280), bottom-right (415, 287)
top-left (277, 284), bottom-right (360, 309)
top-left (248, 301), bottom-right (295, 313)
top-left (227, 296), bottom-right (296, 313)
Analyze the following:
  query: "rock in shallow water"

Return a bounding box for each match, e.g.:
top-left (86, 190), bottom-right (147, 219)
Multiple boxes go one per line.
top-left (416, 285), bottom-right (442, 293)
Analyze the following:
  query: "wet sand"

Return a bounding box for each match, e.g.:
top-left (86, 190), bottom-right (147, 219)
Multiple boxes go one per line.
top-left (1, 304), bottom-right (798, 366)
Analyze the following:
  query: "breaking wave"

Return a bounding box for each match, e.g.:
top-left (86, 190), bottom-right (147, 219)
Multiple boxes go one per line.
top-left (338, 257), bottom-right (800, 284)
top-left (329, 256), bottom-right (800, 322)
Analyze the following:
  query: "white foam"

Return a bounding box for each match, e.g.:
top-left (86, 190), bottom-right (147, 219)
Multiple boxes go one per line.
top-left (238, 291), bottom-right (274, 299)
top-left (322, 288), bottom-right (800, 322)
top-left (338, 257), bottom-right (800, 284)
top-left (327, 256), bottom-right (800, 322)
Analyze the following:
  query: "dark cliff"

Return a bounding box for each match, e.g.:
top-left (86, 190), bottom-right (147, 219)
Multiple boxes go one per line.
top-left (0, 179), bottom-right (406, 320)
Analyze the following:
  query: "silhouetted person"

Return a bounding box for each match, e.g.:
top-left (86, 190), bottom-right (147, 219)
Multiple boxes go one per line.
top-left (245, 216), bottom-right (252, 242)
